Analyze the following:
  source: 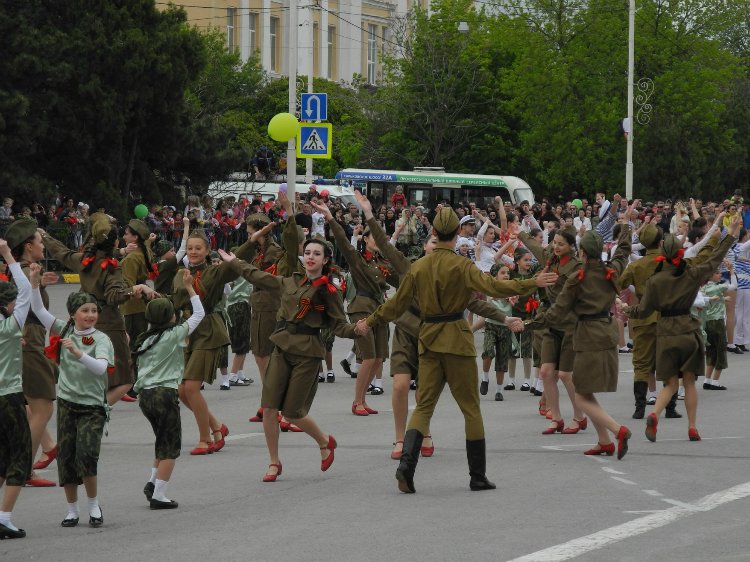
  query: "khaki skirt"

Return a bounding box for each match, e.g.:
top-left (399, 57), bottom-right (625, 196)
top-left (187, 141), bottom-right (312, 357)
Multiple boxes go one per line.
top-left (22, 324), bottom-right (57, 401)
top-left (183, 348), bottom-right (221, 384)
top-left (104, 328), bottom-right (133, 388)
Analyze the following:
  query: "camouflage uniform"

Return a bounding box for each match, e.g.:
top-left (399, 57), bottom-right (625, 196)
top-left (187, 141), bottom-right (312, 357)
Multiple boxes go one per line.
top-left (0, 393), bottom-right (32, 486)
top-left (56, 398), bottom-right (107, 485)
top-left (138, 387), bottom-right (181, 460)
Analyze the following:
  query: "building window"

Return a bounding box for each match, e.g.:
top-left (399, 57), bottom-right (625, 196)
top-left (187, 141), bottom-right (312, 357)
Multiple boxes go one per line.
top-left (227, 7), bottom-right (236, 52)
top-left (367, 24), bottom-right (377, 84)
top-left (249, 13), bottom-right (258, 52)
top-left (328, 25), bottom-right (336, 80)
top-left (270, 16), bottom-right (279, 72)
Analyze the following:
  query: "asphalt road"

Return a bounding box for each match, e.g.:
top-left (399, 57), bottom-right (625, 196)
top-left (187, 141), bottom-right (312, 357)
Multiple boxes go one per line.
top-left (3, 284), bottom-right (750, 561)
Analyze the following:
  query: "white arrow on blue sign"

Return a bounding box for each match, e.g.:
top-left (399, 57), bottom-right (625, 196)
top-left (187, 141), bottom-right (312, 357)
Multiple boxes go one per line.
top-left (301, 93), bottom-right (328, 122)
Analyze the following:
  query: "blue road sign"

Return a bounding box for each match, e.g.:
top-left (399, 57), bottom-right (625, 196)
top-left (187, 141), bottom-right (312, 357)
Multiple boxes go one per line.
top-left (301, 93), bottom-right (328, 122)
top-left (297, 123), bottom-right (332, 159)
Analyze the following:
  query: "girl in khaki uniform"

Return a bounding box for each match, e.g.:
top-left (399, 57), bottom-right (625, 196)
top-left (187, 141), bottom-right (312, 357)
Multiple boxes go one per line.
top-left (6, 219), bottom-right (59, 486)
top-left (172, 230), bottom-right (239, 455)
top-left (219, 239), bottom-right (357, 482)
top-left (120, 219), bottom-right (153, 400)
top-left (518, 228), bottom-right (586, 434)
top-left (623, 218), bottom-right (740, 443)
top-left (40, 213), bottom-right (156, 405)
top-left (311, 200), bottom-right (396, 417)
top-left (531, 225), bottom-right (633, 459)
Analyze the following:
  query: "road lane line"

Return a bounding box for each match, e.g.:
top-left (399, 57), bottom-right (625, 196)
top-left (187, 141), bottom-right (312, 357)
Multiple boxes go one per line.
top-left (507, 480), bottom-right (750, 562)
top-left (601, 467), bottom-right (626, 475)
top-left (611, 477), bottom-right (637, 485)
top-left (225, 432), bottom-right (265, 442)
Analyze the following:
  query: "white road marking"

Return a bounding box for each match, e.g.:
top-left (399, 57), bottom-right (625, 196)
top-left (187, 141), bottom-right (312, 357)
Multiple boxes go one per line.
top-left (601, 467), bottom-right (626, 475)
top-left (507, 480), bottom-right (750, 562)
top-left (611, 477), bottom-right (637, 485)
top-left (661, 498), bottom-right (697, 510)
top-left (647, 436), bottom-right (745, 442)
top-left (643, 490), bottom-right (663, 497)
top-left (623, 510), bottom-right (665, 514)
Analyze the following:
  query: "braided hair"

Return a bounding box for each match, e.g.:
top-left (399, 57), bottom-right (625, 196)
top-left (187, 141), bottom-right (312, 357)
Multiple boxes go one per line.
top-left (81, 226), bottom-right (118, 273)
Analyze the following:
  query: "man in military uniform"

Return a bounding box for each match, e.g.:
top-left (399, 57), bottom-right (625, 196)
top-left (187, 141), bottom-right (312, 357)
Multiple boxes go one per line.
top-left (357, 207), bottom-right (557, 494)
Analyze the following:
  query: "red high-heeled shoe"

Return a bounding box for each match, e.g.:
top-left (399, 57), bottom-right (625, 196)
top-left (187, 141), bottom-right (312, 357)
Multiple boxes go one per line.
top-left (645, 412), bottom-right (658, 442)
top-left (583, 443), bottom-right (615, 456)
top-left (688, 427), bottom-right (701, 441)
top-left (190, 443), bottom-right (213, 455)
top-left (32, 445), bottom-right (58, 470)
top-left (352, 402), bottom-right (369, 416)
top-left (320, 435), bottom-right (337, 472)
top-left (219, 424), bottom-right (229, 438)
top-left (421, 435), bottom-right (435, 457)
top-left (249, 408), bottom-right (263, 423)
top-left (562, 417), bottom-right (587, 434)
top-left (542, 419), bottom-right (564, 435)
top-left (210, 430), bottom-right (226, 452)
top-left (616, 425), bottom-right (632, 460)
top-left (263, 463), bottom-right (282, 482)
top-left (579, 417), bottom-right (588, 430)
top-left (280, 420), bottom-right (303, 432)
top-left (363, 404), bottom-right (378, 415)
top-left (391, 441), bottom-right (404, 460)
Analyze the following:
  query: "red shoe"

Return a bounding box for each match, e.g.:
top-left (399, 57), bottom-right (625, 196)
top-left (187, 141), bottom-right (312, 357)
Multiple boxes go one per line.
top-left (263, 463), bottom-right (282, 482)
top-left (32, 446), bottom-right (58, 470)
top-left (352, 402), bottom-right (369, 416)
top-left (579, 417), bottom-right (588, 430)
top-left (391, 441), bottom-right (403, 460)
top-left (645, 412), bottom-right (658, 442)
top-left (545, 410), bottom-right (553, 420)
top-left (120, 394), bottom-right (137, 403)
top-left (420, 435), bottom-right (435, 457)
top-left (219, 424), bottom-right (229, 438)
top-left (280, 420), bottom-right (303, 432)
top-left (562, 418), bottom-right (586, 434)
top-left (688, 427), bottom-right (701, 441)
top-left (583, 443), bottom-right (615, 456)
top-left (25, 477), bottom-right (56, 487)
top-left (320, 435), bottom-right (337, 472)
top-left (190, 443), bottom-right (213, 455)
top-left (616, 425), bottom-right (632, 460)
top-left (363, 404), bottom-right (378, 415)
top-left (249, 408), bottom-right (264, 423)
top-left (542, 419), bottom-right (564, 435)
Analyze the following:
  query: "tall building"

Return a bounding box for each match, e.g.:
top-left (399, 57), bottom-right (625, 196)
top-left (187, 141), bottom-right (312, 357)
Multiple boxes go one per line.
top-left (172, 0), bottom-right (428, 84)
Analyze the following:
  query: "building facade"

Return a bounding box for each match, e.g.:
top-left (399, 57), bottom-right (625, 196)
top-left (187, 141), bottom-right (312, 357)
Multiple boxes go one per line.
top-left (175, 0), bottom-right (429, 84)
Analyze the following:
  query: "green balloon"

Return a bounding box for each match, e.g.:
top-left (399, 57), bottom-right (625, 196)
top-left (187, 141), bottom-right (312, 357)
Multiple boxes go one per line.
top-left (268, 112), bottom-right (298, 142)
top-left (134, 204), bottom-right (148, 219)
top-left (572, 199), bottom-right (583, 210)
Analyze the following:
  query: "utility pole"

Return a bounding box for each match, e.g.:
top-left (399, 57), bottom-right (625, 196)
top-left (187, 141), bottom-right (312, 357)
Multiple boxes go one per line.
top-left (305, 5), bottom-right (314, 184)
top-left (625, 0), bottom-right (635, 200)
top-left (287, 0), bottom-right (298, 202)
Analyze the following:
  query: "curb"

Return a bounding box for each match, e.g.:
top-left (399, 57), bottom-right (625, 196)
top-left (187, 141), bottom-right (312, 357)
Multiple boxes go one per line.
top-left (59, 274), bottom-right (80, 284)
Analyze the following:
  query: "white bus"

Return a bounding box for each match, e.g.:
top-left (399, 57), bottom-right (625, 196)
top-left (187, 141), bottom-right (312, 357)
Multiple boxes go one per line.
top-left (335, 168), bottom-right (535, 209)
top-left (207, 174), bottom-right (357, 207)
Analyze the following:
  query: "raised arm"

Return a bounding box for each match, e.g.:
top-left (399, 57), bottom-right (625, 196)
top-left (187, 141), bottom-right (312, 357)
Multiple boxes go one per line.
top-left (28, 265), bottom-right (56, 330)
top-left (39, 229), bottom-right (83, 272)
top-left (175, 217), bottom-right (190, 263)
top-left (180, 269), bottom-right (206, 335)
top-left (0, 241), bottom-right (31, 328)
top-left (518, 230), bottom-right (546, 264)
top-left (314, 201), bottom-right (360, 267)
top-left (219, 250), bottom-right (282, 294)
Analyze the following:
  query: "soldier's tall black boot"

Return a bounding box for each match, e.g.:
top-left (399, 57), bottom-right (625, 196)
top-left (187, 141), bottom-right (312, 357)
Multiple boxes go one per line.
top-left (665, 391), bottom-right (682, 418)
top-left (632, 381), bottom-right (648, 419)
top-left (395, 429), bottom-right (423, 494)
top-left (466, 439), bottom-right (496, 491)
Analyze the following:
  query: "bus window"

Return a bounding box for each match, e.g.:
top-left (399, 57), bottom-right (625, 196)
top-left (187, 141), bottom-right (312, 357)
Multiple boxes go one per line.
top-left (407, 188), bottom-right (430, 207)
top-left (461, 187), bottom-right (511, 209)
top-left (368, 182), bottom-right (386, 206)
top-left (431, 188), bottom-right (455, 208)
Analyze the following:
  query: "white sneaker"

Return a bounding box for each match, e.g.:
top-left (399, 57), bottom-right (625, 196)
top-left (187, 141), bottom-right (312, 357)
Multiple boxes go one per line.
top-left (677, 388), bottom-right (685, 400)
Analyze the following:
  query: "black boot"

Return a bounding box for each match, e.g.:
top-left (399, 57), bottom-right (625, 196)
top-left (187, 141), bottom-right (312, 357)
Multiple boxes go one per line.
top-left (466, 439), bottom-right (496, 491)
top-left (632, 381), bottom-right (648, 419)
top-left (395, 429), bottom-right (423, 494)
top-left (665, 391), bottom-right (682, 418)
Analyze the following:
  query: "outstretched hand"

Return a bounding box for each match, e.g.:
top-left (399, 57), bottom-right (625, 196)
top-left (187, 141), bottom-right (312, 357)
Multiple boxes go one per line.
top-left (250, 222), bottom-right (274, 243)
top-left (534, 267), bottom-right (558, 288)
top-left (218, 249), bottom-right (236, 262)
top-left (354, 318), bottom-right (371, 336)
top-left (310, 200), bottom-right (333, 221)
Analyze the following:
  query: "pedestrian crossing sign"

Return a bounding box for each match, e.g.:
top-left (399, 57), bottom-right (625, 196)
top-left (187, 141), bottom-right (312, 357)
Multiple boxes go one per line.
top-left (297, 123), bottom-right (332, 159)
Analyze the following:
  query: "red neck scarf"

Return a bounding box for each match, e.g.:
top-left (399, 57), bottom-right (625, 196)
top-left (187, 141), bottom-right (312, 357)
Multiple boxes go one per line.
top-left (525, 297), bottom-right (540, 313)
top-left (655, 248), bottom-right (684, 266)
top-left (310, 275), bottom-right (338, 293)
top-left (100, 258), bottom-right (118, 271)
top-left (147, 263), bottom-right (159, 280)
top-left (81, 256), bottom-right (96, 268)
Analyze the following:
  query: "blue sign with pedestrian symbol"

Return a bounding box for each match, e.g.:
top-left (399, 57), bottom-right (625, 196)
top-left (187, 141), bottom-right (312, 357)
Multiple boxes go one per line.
top-left (301, 93), bottom-right (328, 122)
top-left (297, 123), bottom-right (332, 159)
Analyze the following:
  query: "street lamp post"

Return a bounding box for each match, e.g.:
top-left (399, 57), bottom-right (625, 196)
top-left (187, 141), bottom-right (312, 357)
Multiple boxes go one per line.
top-left (288, 0), bottom-right (298, 202)
top-left (625, 0), bottom-right (635, 201)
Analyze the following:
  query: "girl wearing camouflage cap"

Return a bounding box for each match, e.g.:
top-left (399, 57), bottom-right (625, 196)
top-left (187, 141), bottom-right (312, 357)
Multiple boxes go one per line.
top-left (39, 214), bottom-right (157, 405)
top-left (29, 265), bottom-right (115, 529)
top-left (0, 238), bottom-right (33, 539)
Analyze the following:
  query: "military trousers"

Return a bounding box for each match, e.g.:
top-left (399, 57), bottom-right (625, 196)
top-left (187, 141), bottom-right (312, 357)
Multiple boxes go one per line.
top-left (631, 323), bottom-right (656, 383)
top-left (407, 350), bottom-right (485, 441)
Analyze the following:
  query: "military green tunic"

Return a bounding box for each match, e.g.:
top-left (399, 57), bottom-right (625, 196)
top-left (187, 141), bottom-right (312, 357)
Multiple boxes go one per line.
top-left (366, 245), bottom-right (539, 439)
top-left (171, 261), bottom-right (240, 383)
top-left (518, 231), bottom-right (581, 371)
top-left (626, 233), bottom-right (735, 380)
top-left (41, 233), bottom-right (134, 388)
top-left (530, 226), bottom-right (631, 393)
top-left (154, 256), bottom-right (179, 296)
top-left (229, 260), bottom-right (356, 418)
top-left (235, 236), bottom-right (283, 357)
top-left (330, 218), bottom-right (396, 359)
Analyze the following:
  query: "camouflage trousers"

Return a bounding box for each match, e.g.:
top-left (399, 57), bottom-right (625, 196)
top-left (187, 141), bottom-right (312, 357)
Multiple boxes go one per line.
top-left (57, 398), bottom-right (106, 486)
top-left (139, 387), bottom-right (182, 460)
top-left (482, 323), bottom-right (512, 373)
top-left (0, 392), bottom-right (32, 486)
